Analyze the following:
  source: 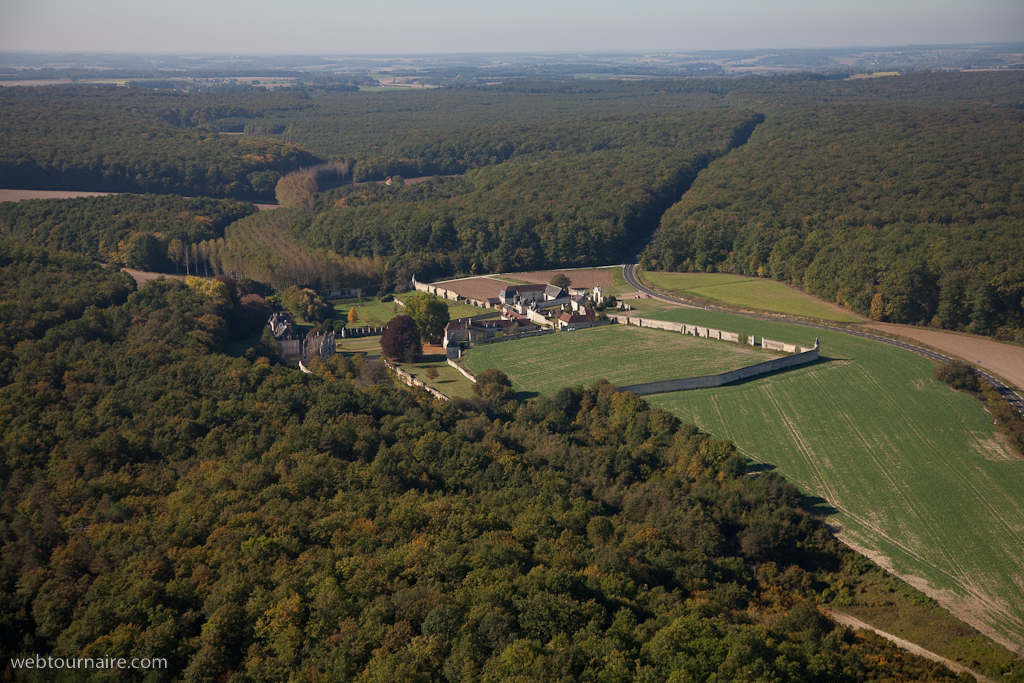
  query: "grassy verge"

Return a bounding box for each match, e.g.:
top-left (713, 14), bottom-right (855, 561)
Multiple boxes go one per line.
top-left (640, 270), bottom-right (864, 322)
top-left (834, 565), bottom-right (1024, 680)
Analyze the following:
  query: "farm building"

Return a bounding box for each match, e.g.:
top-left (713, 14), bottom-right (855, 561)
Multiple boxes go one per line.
top-left (498, 283), bottom-right (565, 305)
top-left (443, 318), bottom-right (539, 349)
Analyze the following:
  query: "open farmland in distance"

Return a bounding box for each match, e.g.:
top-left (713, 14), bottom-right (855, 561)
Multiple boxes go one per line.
top-left (636, 306), bottom-right (1024, 652)
top-left (642, 270), bottom-right (865, 322)
top-left (463, 325), bottom-right (782, 396)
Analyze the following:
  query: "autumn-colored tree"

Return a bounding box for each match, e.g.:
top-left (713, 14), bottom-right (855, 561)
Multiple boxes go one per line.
top-left (276, 174), bottom-right (318, 212)
top-left (348, 308), bottom-right (359, 324)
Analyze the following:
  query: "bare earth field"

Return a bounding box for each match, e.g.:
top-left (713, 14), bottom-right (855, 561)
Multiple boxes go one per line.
top-left (0, 189), bottom-right (114, 202)
top-left (500, 268), bottom-right (617, 289)
top-left (0, 79), bottom-right (78, 87)
top-left (867, 324), bottom-right (1024, 390)
top-left (121, 268), bottom-right (185, 288)
top-left (429, 276), bottom-right (512, 301)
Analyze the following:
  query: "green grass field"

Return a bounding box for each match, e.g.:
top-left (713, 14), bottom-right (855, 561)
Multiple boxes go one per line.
top-left (629, 307), bottom-right (1024, 652)
top-left (641, 271), bottom-right (864, 322)
top-left (463, 325), bottom-right (781, 396)
top-left (337, 336), bottom-right (382, 355)
top-left (400, 356), bottom-right (477, 399)
top-left (330, 299), bottom-right (400, 327)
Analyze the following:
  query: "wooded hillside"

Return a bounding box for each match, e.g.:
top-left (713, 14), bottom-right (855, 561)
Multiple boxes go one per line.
top-left (0, 239), bottom-right (977, 681)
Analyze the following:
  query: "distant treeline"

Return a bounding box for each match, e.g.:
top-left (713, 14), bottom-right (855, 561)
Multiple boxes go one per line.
top-left (0, 87), bottom-right (321, 199)
top-left (2, 72), bottom-right (1023, 336)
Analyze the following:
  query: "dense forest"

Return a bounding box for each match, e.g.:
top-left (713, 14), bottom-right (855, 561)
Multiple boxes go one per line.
top-left (295, 112), bottom-right (761, 278)
top-left (0, 194), bottom-right (258, 270)
top-left (2, 72), bottom-right (1024, 334)
top-left (0, 87), bottom-right (320, 199)
top-left (0, 239), bottom-right (979, 681)
top-left (642, 104), bottom-right (1024, 338)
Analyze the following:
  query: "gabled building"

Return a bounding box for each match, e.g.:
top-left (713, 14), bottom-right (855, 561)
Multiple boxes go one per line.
top-left (498, 283), bottom-right (565, 306)
top-left (557, 308), bottom-right (597, 330)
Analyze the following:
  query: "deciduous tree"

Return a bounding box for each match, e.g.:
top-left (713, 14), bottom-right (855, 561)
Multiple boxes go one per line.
top-left (404, 293), bottom-right (450, 344)
top-left (380, 315), bottom-right (421, 362)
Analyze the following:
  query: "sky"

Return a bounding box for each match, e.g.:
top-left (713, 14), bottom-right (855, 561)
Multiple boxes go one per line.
top-left (1, 0), bottom-right (1022, 54)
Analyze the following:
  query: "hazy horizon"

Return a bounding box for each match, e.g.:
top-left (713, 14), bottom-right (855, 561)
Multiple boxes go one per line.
top-left (2, 0), bottom-right (1022, 55)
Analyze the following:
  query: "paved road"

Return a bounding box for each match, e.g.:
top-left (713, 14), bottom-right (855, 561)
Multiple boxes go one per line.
top-left (621, 263), bottom-right (1024, 416)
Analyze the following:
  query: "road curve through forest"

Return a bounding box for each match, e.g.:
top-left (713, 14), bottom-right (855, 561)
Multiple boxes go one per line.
top-left (621, 262), bottom-right (1024, 416)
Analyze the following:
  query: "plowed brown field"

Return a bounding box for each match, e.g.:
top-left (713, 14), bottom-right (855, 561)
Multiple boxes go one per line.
top-left (866, 324), bottom-right (1024, 389)
top-left (501, 268), bottom-right (615, 289)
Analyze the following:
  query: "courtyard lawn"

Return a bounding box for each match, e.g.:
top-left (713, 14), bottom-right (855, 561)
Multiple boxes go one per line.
top-left (330, 298), bottom-right (401, 328)
top-left (337, 335), bottom-right (382, 355)
top-left (395, 292), bottom-right (496, 320)
top-left (641, 270), bottom-right (864, 322)
top-left (462, 325), bottom-right (780, 396)
top-left (399, 356), bottom-right (477, 399)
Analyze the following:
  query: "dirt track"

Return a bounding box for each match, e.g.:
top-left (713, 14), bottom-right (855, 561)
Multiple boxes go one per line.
top-left (866, 324), bottom-right (1024, 389)
top-left (827, 610), bottom-right (995, 682)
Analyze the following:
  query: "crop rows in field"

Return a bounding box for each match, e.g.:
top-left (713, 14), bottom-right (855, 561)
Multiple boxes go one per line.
top-left (637, 306), bottom-right (1024, 652)
top-left (463, 325), bottom-right (781, 396)
top-left (642, 270), bottom-right (865, 322)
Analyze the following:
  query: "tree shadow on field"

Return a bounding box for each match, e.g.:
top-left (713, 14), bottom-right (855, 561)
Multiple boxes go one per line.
top-left (802, 495), bottom-right (839, 518)
top-left (746, 461), bottom-right (776, 474)
top-left (515, 390), bottom-right (540, 401)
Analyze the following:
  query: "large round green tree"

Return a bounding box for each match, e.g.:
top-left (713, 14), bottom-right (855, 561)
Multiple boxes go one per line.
top-left (404, 293), bottom-right (450, 344)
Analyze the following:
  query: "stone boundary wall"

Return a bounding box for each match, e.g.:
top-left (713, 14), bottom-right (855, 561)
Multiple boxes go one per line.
top-left (619, 342), bottom-right (820, 396)
top-left (453, 311), bottom-right (500, 323)
top-left (393, 298), bottom-right (406, 308)
top-left (413, 280), bottom-right (491, 309)
top-left (447, 360), bottom-right (477, 383)
top-left (383, 359), bottom-right (450, 401)
top-left (609, 315), bottom-right (740, 343)
top-left (469, 329), bottom-right (555, 347)
top-left (340, 326), bottom-right (384, 338)
top-left (761, 337), bottom-right (815, 354)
